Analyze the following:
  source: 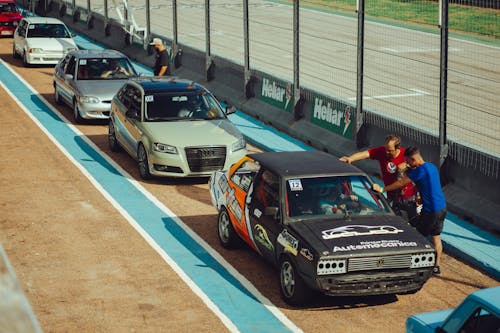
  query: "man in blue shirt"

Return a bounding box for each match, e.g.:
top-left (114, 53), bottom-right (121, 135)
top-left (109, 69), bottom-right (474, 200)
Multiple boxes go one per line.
top-left (373, 146), bottom-right (446, 275)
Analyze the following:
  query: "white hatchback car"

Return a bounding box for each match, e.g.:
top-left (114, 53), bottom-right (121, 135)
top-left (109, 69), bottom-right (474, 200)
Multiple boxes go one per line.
top-left (13, 17), bottom-right (77, 66)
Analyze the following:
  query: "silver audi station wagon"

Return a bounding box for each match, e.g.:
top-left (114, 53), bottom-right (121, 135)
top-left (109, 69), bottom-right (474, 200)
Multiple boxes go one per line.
top-left (53, 49), bottom-right (137, 122)
top-left (108, 77), bottom-right (247, 179)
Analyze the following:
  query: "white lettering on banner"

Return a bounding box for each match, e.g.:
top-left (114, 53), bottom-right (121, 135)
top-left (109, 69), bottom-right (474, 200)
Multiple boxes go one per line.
top-left (262, 78), bottom-right (286, 103)
top-left (333, 240), bottom-right (418, 252)
top-left (313, 98), bottom-right (344, 127)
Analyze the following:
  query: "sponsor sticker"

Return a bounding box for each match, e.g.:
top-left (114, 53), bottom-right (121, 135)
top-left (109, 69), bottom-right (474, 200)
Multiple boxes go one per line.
top-left (322, 225), bottom-right (403, 239)
top-left (300, 248), bottom-right (314, 261)
top-left (277, 229), bottom-right (298, 256)
top-left (288, 179), bottom-right (303, 191)
top-left (254, 224), bottom-right (274, 251)
top-left (333, 240), bottom-right (418, 252)
top-left (253, 208), bottom-right (262, 218)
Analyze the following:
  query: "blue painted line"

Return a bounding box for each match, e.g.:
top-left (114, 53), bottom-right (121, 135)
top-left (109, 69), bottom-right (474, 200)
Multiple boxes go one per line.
top-left (0, 61), bottom-right (296, 332)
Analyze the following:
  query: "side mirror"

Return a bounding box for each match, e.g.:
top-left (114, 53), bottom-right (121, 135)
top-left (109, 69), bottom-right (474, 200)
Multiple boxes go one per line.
top-left (225, 105), bottom-right (236, 115)
top-left (264, 206), bottom-right (279, 219)
top-left (64, 74), bottom-right (73, 80)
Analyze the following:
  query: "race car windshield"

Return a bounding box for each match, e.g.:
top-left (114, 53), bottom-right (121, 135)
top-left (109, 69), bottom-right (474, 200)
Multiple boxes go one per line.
top-left (0, 3), bottom-right (19, 13)
top-left (76, 57), bottom-right (137, 80)
top-left (286, 175), bottom-right (391, 219)
top-left (144, 92), bottom-right (226, 121)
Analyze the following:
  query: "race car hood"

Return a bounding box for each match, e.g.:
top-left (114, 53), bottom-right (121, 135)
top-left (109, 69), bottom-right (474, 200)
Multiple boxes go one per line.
top-left (289, 215), bottom-right (434, 257)
top-left (76, 80), bottom-right (127, 101)
top-left (0, 12), bottom-right (22, 21)
top-left (140, 119), bottom-right (243, 147)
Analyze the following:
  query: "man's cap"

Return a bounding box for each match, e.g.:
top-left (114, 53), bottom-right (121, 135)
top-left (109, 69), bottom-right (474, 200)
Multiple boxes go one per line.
top-left (149, 37), bottom-right (163, 46)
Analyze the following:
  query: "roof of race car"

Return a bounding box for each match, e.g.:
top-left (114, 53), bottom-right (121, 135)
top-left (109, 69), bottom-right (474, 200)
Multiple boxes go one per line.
top-left (248, 151), bottom-right (365, 177)
top-left (130, 77), bottom-right (207, 94)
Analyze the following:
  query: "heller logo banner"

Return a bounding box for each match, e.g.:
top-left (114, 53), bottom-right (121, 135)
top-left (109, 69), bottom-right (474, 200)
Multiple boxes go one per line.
top-left (259, 77), bottom-right (293, 113)
top-left (310, 96), bottom-right (354, 139)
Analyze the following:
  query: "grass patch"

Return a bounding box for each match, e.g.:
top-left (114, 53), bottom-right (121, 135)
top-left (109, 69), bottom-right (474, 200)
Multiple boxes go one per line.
top-left (288, 0), bottom-right (499, 40)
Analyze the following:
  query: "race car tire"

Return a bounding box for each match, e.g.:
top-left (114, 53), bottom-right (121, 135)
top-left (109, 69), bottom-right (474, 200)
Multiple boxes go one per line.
top-left (279, 256), bottom-right (309, 306)
top-left (54, 84), bottom-right (63, 105)
top-left (138, 144), bottom-right (152, 180)
top-left (217, 207), bottom-right (241, 249)
top-left (108, 121), bottom-right (121, 152)
top-left (22, 52), bottom-right (30, 67)
top-left (12, 44), bottom-right (20, 59)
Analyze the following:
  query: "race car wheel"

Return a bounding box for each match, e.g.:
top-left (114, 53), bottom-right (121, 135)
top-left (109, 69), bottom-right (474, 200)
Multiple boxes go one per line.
top-left (108, 121), bottom-right (121, 152)
top-left (279, 256), bottom-right (309, 306)
top-left (217, 207), bottom-right (241, 249)
top-left (138, 144), bottom-right (152, 180)
top-left (73, 100), bottom-right (84, 123)
top-left (22, 52), bottom-right (30, 67)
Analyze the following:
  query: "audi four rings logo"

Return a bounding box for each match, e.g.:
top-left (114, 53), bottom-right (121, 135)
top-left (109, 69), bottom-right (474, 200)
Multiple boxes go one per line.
top-left (195, 149), bottom-right (215, 158)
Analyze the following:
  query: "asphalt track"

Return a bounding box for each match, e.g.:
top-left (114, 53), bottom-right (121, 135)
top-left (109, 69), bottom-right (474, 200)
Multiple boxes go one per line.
top-left (74, 0), bottom-right (500, 155)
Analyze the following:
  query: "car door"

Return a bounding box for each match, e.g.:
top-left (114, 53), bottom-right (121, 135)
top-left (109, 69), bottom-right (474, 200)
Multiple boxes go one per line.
top-left (13, 18), bottom-right (26, 55)
top-left (248, 169), bottom-right (282, 264)
top-left (58, 55), bottom-right (76, 105)
top-left (113, 84), bottom-right (142, 155)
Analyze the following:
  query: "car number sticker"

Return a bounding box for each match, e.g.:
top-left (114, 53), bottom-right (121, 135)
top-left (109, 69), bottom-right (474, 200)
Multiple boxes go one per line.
top-left (145, 95), bottom-right (154, 102)
top-left (288, 179), bottom-right (303, 191)
top-left (79, 59), bottom-right (87, 65)
top-left (28, 24), bottom-right (35, 29)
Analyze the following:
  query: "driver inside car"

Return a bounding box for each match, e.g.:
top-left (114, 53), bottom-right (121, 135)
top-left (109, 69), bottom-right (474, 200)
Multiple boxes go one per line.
top-left (319, 182), bottom-right (360, 215)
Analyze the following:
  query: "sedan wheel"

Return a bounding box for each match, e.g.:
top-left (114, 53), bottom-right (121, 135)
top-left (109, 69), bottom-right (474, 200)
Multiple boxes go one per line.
top-left (22, 52), bottom-right (30, 67)
top-left (217, 208), bottom-right (241, 249)
top-left (73, 100), bottom-right (84, 123)
top-left (54, 84), bottom-right (63, 105)
top-left (137, 144), bottom-right (152, 180)
top-left (279, 257), bottom-right (309, 306)
top-left (108, 121), bottom-right (121, 152)
top-left (12, 44), bottom-right (19, 59)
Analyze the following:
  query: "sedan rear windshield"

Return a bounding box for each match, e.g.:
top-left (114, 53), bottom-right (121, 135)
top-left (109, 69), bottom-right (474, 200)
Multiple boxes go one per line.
top-left (26, 23), bottom-right (71, 38)
top-left (144, 92), bottom-right (226, 121)
top-left (77, 57), bottom-right (137, 80)
top-left (286, 175), bottom-right (391, 219)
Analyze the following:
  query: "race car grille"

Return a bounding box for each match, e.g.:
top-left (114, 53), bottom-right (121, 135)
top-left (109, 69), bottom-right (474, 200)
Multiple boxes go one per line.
top-left (0, 22), bottom-right (15, 26)
top-left (185, 146), bottom-right (226, 172)
top-left (348, 254), bottom-right (412, 272)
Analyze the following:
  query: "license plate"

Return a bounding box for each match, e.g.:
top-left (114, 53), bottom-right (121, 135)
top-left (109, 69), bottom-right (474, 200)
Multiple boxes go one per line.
top-left (1, 31), bottom-right (13, 35)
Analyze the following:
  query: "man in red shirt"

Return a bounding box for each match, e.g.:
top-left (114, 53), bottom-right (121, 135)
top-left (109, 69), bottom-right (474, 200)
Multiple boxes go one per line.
top-left (339, 134), bottom-right (418, 221)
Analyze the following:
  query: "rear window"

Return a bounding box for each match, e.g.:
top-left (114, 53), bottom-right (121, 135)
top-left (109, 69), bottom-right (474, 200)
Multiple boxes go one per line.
top-left (0, 2), bottom-right (19, 13)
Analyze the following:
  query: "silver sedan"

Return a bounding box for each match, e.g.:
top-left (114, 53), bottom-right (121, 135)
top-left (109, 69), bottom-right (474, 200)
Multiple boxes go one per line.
top-left (53, 49), bottom-right (137, 122)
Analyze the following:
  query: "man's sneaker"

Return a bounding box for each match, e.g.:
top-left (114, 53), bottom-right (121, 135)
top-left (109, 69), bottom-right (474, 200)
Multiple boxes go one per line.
top-left (433, 266), bottom-right (441, 275)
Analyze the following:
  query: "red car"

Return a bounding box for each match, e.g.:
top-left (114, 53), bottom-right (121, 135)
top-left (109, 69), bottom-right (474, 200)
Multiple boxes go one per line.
top-left (0, 0), bottom-right (22, 37)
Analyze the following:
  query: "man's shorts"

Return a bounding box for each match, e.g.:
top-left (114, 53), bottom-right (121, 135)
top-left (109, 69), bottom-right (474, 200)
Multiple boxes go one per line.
top-left (415, 208), bottom-right (447, 236)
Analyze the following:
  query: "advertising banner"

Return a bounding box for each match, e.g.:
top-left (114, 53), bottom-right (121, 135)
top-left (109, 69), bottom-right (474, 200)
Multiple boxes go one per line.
top-left (258, 76), bottom-right (294, 113)
top-left (309, 95), bottom-right (354, 139)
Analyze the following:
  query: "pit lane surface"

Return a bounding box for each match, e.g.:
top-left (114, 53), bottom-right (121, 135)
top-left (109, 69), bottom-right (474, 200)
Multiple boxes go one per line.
top-left (0, 37), bottom-right (497, 333)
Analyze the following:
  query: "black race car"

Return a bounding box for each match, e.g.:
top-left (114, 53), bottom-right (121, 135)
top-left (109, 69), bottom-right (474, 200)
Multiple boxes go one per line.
top-left (209, 151), bottom-right (436, 305)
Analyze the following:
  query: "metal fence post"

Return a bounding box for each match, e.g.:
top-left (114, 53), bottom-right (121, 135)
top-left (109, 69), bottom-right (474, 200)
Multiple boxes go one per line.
top-left (205, 0), bottom-right (215, 81)
top-left (355, 0), bottom-right (366, 148)
top-left (243, 0), bottom-right (252, 98)
top-left (439, 0), bottom-right (449, 168)
top-left (293, 0), bottom-right (302, 120)
top-left (173, 0), bottom-right (178, 46)
top-left (145, 0), bottom-right (151, 47)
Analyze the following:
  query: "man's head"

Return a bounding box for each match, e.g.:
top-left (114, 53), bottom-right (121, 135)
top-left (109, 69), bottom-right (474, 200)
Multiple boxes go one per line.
top-left (404, 146), bottom-right (424, 168)
top-left (383, 134), bottom-right (401, 158)
top-left (149, 37), bottom-right (165, 51)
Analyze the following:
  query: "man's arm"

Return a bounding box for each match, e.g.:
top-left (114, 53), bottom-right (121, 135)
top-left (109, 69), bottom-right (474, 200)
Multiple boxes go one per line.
top-left (157, 65), bottom-right (168, 76)
top-left (373, 176), bottom-right (412, 193)
top-left (339, 150), bottom-right (370, 164)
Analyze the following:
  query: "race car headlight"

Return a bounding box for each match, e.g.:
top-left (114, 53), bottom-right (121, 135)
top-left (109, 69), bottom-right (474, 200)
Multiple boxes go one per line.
top-left (410, 252), bottom-right (435, 268)
top-left (65, 47), bottom-right (77, 52)
top-left (79, 96), bottom-right (100, 104)
top-left (153, 142), bottom-right (178, 154)
top-left (13, 21), bottom-right (19, 26)
top-left (317, 258), bottom-right (347, 275)
top-left (29, 48), bottom-right (43, 53)
top-left (231, 137), bottom-right (245, 152)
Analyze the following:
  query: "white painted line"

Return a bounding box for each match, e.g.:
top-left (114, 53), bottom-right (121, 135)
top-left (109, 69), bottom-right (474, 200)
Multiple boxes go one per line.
top-left (0, 59), bottom-right (302, 333)
top-left (348, 88), bottom-right (430, 101)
